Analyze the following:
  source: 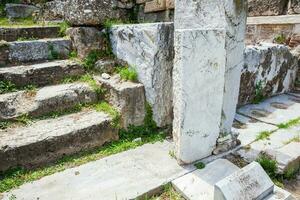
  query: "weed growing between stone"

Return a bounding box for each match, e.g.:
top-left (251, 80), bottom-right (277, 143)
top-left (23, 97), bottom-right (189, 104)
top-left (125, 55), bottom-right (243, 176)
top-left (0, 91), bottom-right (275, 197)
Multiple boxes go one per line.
top-left (252, 80), bottom-right (265, 104)
top-left (116, 66), bottom-right (138, 82)
top-left (0, 80), bottom-right (17, 94)
top-left (277, 117), bottom-right (300, 129)
top-left (257, 154), bottom-right (299, 188)
top-left (274, 34), bottom-right (287, 44)
top-left (17, 36), bottom-right (38, 41)
top-left (58, 21), bottom-right (70, 37)
top-left (256, 130), bottom-right (273, 141)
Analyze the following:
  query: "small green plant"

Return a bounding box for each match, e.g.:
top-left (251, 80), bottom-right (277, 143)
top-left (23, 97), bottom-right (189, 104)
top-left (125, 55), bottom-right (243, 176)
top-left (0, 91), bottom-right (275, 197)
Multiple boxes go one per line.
top-left (195, 162), bottom-right (206, 170)
top-left (0, 121), bottom-right (11, 130)
top-left (274, 34), bottom-right (286, 44)
top-left (9, 194), bottom-right (17, 200)
top-left (252, 80), bottom-right (265, 104)
top-left (169, 150), bottom-right (176, 159)
top-left (69, 50), bottom-right (78, 59)
top-left (257, 154), bottom-right (277, 179)
top-left (0, 81), bottom-right (17, 94)
top-left (93, 102), bottom-right (121, 128)
top-left (82, 50), bottom-right (101, 71)
top-left (79, 74), bottom-right (105, 97)
top-left (284, 135), bottom-right (300, 144)
top-left (117, 67), bottom-right (138, 82)
top-left (59, 21), bottom-right (70, 37)
top-left (103, 19), bottom-right (124, 29)
top-left (277, 117), bottom-right (300, 129)
top-left (256, 131), bottom-right (272, 141)
top-left (15, 114), bottom-right (32, 126)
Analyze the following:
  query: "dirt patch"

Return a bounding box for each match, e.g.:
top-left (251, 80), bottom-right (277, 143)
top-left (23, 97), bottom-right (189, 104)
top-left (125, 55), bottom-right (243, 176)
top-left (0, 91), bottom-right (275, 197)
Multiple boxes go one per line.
top-left (283, 173), bottom-right (300, 199)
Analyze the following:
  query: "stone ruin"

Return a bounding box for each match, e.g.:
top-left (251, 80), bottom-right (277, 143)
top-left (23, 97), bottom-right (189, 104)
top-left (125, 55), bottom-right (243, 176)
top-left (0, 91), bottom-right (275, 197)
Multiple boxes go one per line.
top-left (0, 0), bottom-right (300, 199)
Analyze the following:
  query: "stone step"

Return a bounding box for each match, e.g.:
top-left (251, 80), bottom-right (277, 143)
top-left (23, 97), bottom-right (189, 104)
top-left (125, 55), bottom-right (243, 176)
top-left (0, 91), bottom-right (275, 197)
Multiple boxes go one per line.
top-left (0, 83), bottom-right (98, 121)
top-left (0, 26), bottom-right (61, 42)
top-left (0, 60), bottom-right (84, 87)
top-left (95, 74), bottom-right (146, 129)
top-left (0, 110), bottom-right (118, 171)
top-left (2, 141), bottom-right (194, 199)
top-left (0, 38), bottom-right (72, 65)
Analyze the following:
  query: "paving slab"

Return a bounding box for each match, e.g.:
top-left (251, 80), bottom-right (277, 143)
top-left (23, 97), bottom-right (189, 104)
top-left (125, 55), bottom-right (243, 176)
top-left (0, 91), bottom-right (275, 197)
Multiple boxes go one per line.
top-left (233, 114), bottom-right (278, 146)
top-left (237, 126), bottom-right (300, 163)
top-left (2, 141), bottom-right (194, 200)
top-left (214, 162), bottom-right (274, 200)
top-left (237, 94), bottom-right (300, 125)
top-left (172, 159), bottom-right (239, 200)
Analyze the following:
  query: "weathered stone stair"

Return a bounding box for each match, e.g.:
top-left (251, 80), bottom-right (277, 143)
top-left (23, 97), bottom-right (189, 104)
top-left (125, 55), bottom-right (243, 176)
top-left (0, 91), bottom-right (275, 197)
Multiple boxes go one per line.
top-left (0, 26), bottom-right (61, 42)
top-left (0, 26), bottom-right (119, 172)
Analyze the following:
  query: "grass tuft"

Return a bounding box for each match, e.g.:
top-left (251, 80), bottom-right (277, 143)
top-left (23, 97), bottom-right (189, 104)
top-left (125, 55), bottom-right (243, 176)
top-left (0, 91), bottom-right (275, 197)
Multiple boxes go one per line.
top-left (117, 67), bottom-right (138, 82)
top-left (256, 131), bottom-right (272, 141)
top-left (277, 117), bottom-right (300, 129)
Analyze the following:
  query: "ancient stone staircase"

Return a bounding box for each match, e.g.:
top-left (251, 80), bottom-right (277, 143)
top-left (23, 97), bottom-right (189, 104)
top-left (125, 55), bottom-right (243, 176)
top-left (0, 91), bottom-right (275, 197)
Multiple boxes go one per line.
top-left (0, 26), bottom-right (118, 172)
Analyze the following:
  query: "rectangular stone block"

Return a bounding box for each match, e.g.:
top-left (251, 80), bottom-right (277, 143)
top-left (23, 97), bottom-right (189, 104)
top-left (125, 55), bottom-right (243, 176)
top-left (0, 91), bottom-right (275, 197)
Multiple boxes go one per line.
top-left (173, 28), bottom-right (226, 164)
top-left (214, 162), bottom-right (274, 200)
top-left (110, 23), bottom-right (174, 127)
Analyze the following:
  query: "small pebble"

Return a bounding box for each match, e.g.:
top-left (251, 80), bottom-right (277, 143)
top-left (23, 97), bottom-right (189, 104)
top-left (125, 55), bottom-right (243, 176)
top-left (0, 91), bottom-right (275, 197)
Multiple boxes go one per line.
top-left (101, 73), bottom-right (111, 79)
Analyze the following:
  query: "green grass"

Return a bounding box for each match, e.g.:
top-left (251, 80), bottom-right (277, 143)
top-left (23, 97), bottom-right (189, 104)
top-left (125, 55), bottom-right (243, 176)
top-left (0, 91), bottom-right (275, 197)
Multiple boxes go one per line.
top-left (117, 66), bottom-right (138, 82)
top-left (58, 21), bottom-right (70, 37)
top-left (274, 34), bottom-right (286, 44)
top-left (0, 130), bottom-right (166, 193)
top-left (82, 49), bottom-right (114, 71)
top-left (93, 102), bottom-right (120, 128)
top-left (256, 131), bottom-right (272, 141)
top-left (17, 36), bottom-right (38, 41)
top-left (252, 80), bottom-right (265, 104)
top-left (284, 135), bottom-right (300, 144)
top-left (0, 80), bottom-right (17, 94)
top-left (277, 117), bottom-right (300, 129)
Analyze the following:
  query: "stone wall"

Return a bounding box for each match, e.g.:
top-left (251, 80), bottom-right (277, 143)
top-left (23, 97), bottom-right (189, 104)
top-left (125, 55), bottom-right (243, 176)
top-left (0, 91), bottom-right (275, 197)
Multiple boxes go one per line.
top-left (239, 43), bottom-right (298, 106)
top-left (110, 23), bottom-right (299, 127)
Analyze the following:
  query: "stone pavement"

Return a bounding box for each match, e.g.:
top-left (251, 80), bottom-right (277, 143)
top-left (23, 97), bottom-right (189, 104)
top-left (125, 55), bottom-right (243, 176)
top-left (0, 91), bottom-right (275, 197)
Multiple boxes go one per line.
top-left (2, 141), bottom-right (194, 200)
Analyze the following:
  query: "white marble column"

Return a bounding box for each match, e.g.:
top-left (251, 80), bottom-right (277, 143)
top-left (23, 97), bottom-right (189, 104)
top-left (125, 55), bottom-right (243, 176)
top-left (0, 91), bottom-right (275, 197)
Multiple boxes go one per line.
top-left (173, 0), bottom-right (247, 164)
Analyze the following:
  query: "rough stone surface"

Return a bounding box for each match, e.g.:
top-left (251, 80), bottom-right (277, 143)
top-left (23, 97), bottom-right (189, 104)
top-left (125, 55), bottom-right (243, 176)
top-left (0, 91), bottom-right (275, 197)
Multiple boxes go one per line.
top-left (3, 141), bottom-right (195, 200)
top-left (0, 26), bottom-right (60, 42)
top-left (5, 3), bottom-right (39, 19)
top-left (173, 28), bottom-right (226, 164)
top-left (238, 94), bottom-right (300, 125)
top-left (266, 186), bottom-right (297, 200)
top-left (66, 27), bottom-right (109, 59)
top-left (288, 0), bottom-right (300, 14)
top-left (0, 110), bottom-right (118, 171)
top-left (219, 0), bottom-right (248, 137)
top-left (39, 0), bottom-right (66, 21)
top-left (95, 74), bottom-right (146, 128)
top-left (8, 38), bottom-right (72, 63)
top-left (239, 43), bottom-right (298, 106)
top-left (94, 59), bottom-right (117, 74)
top-left (110, 22), bottom-right (174, 127)
top-left (214, 162), bottom-right (274, 200)
top-left (64, 0), bottom-right (127, 25)
top-left (172, 159), bottom-right (239, 200)
top-left (248, 0), bottom-right (287, 16)
top-left (0, 60), bottom-right (84, 87)
top-left (0, 83), bottom-right (97, 120)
